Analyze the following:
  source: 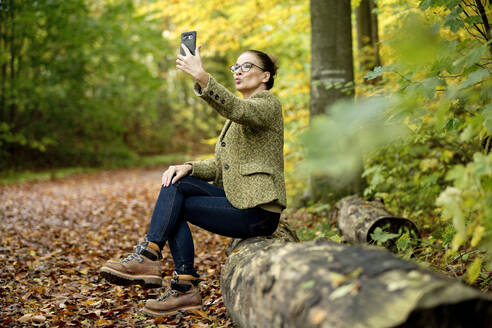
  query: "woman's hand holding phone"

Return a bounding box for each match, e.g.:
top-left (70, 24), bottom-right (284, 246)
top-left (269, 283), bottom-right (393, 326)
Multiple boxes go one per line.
top-left (176, 43), bottom-right (209, 89)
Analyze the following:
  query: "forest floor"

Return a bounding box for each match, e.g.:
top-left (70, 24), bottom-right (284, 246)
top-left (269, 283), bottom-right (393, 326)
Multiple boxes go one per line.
top-left (1, 167), bottom-right (490, 327)
top-left (0, 168), bottom-right (233, 327)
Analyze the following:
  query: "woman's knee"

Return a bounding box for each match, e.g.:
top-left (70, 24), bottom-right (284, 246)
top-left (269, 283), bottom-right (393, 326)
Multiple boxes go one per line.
top-left (174, 176), bottom-right (217, 194)
top-left (254, 213), bottom-right (280, 236)
top-left (159, 181), bottom-right (179, 194)
top-left (176, 176), bottom-right (202, 185)
top-left (159, 176), bottom-right (199, 197)
top-left (161, 176), bottom-right (198, 190)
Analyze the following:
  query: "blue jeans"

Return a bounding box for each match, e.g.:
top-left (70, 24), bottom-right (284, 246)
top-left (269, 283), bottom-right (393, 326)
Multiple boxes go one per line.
top-left (146, 176), bottom-right (280, 276)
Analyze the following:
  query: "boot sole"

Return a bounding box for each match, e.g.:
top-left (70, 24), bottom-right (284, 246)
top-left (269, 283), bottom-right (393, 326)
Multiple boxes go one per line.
top-left (142, 305), bottom-right (202, 317)
top-left (100, 266), bottom-right (162, 288)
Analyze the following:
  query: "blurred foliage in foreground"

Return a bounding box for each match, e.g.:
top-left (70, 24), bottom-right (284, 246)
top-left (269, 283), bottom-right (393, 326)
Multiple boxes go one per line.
top-left (302, 0), bottom-right (492, 279)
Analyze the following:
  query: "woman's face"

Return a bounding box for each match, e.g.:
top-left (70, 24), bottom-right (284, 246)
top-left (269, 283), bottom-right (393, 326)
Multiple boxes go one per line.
top-left (233, 52), bottom-right (270, 97)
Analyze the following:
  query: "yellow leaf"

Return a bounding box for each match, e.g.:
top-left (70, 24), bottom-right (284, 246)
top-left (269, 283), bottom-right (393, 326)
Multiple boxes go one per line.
top-left (451, 233), bottom-right (464, 252)
top-left (310, 308), bottom-right (328, 324)
top-left (466, 257), bottom-right (482, 284)
top-left (96, 318), bottom-right (111, 325)
top-left (190, 309), bottom-right (208, 318)
top-left (202, 137), bottom-right (218, 145)
top-left (83, 299), bottom-right (96, 306)
top-left (471, 225), bottom-right (485, 247)
top-left (419, 158), bottom-right (439, 171)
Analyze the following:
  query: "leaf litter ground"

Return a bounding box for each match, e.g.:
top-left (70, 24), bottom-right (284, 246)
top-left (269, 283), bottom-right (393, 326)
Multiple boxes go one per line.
top-left (0, 168), bottom-right (234, 327)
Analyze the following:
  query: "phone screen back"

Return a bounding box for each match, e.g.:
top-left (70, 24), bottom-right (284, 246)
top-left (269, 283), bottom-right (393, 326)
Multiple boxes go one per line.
top-left (180, 31), bottom-right (196, 56)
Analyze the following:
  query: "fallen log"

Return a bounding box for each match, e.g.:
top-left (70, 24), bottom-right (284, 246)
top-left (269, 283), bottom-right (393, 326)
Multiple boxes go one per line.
top-left (220, 223), bottom-right (492, 328)
top-left (331, 195), bottom-right (419, 246)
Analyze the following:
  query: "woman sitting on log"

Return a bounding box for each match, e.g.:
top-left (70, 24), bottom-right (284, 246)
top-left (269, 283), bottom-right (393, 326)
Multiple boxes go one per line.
top-left (99, 44), bottom-right (287, 316)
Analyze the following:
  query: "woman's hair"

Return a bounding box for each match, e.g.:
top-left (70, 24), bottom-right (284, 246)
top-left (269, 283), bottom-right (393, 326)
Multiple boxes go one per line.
top-left (245, 50), bottom-right (278, 90)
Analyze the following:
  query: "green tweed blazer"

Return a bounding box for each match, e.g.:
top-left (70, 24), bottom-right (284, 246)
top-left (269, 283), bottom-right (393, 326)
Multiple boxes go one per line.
top-left (184, 74), bottom-right (287, 211)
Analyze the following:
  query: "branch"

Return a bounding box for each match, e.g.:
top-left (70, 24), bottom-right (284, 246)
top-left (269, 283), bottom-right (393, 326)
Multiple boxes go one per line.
top-left (463, 23), bottom-right (488, 41)
top-left (438, 74), bottom-right (463, 78)
top-left (474, 0), bottom-right (492, 54)
top-left (459, 3), bottom-right (488, 40)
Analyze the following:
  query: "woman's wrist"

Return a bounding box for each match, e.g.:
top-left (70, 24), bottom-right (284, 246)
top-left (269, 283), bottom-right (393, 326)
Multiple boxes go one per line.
top-left (195, 70), bottom-right (209, 89)
top-left (185, 164), bottom-right (193, 175)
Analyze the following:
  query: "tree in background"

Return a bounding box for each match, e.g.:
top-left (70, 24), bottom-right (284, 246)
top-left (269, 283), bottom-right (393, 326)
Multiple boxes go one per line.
top-left (308, 0), bottom-right (361, 203)
top-left (355, 0), bottom-right (382, 80)
top-left (0, 0), bottom-right (207, 170)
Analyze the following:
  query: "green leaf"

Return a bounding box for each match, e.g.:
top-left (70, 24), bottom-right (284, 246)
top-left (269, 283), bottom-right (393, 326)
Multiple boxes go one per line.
top-left (482, 104), bottom-right (492, 135)
top-left (458, 69), bottom-right (490, 90)
top-left (454, 46), bottom-right (488, 69)
top-left (330, 234), bottom-right (343, 243)
top-left (418, 0), bottom-right (433, 10)
top-left (0, 122), bottom-right (10, 132)
top-left (420, 77), bottom-right (441, 99)
top-left (444, 118), bottom-right (462, 132)
top-left (364, 66), bottom-right (385, 80)
top-left (370, 227), bottom-right (400, 244)
top-left (444, 7), bottom-right (464, 32)
top-left (463, 15), bottom-right (482, 25)
top-left (301, 96), bottom-right (407, 181)
top-left (396, 232), bottom-right (411, 252)
top-left (300, 280), bottom-right (316, 290)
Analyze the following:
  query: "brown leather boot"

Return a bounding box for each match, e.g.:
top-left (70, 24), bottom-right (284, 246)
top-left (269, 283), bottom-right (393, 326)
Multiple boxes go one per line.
top-left (143, 271), bottom-right (202, 316)
top-left (100, 240), bottom-right (162, 288)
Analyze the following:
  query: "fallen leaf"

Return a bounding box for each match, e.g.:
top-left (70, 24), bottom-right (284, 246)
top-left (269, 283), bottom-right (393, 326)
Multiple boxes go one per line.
top-left (310, 308), bottom-right (328, 324)
top-left (18, 313), bottom-right (35, 323)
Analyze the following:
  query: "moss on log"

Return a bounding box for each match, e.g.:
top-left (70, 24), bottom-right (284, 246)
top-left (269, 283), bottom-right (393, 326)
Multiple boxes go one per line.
top-left (221, 224), bottom-right (491, 328)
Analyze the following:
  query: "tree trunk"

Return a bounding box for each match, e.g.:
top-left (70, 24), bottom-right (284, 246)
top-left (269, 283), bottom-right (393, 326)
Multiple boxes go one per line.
top-left (0, 10), bottom-right (6, 121)
top-left (310, 0), bottom-right (353, 118)
top-left (221, 227), bottom-right (492, 328)
top-left (369, 0), bottom-right (381, 68)
top-left (356, 0), bottom-right (381, 78)
top-left (309, 0), bottom-right (362, 203)
top-left (9, 0), bottom-right (16, 124)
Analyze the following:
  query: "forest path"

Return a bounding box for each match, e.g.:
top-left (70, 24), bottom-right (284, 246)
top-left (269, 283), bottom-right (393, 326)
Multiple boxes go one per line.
top-left (1, 168), bottom-right (232, 327)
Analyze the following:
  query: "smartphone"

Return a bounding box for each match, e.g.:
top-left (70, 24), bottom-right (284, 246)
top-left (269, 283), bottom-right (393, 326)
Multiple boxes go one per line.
top-left (180, 31), bottom-right (197, 56)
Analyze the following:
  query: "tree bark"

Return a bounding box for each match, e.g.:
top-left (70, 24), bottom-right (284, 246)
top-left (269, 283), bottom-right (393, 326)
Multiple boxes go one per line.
top-left (310, 0), bottom-right (353, 117)
top-left (309, 0), bottom-right (362, 203)
top-left (356, 0), bottom-right (381, 78)
top-left (221, 224), bottom-right (492, 328)
top-left (0, 6), bottom-right (6, 120)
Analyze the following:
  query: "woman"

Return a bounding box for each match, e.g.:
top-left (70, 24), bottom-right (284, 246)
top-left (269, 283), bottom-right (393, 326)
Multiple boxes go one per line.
top-left (100, 43), bottom-right (286, 316)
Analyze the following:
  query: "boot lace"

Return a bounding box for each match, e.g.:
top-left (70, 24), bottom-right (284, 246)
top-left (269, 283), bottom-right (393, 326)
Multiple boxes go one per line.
top-left (157, 288), bottom-right (179, 301)
top-left (120, 243), bottom-right (146, 263)
top-left (120, 253), bottom-right (144, 263)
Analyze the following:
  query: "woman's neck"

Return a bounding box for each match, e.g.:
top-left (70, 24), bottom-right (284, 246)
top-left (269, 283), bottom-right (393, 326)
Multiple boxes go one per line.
top-left (242, 85), bottom-right (267, 99)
